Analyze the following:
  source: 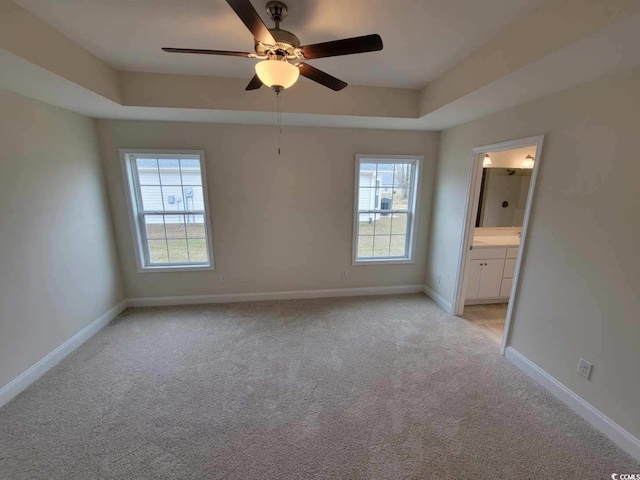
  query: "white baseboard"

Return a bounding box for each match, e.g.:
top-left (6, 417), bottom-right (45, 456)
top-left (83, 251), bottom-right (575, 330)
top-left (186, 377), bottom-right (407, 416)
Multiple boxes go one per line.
top-left (0, 300), bottom-right (128, 409)
top-left (505, 347), bottom-right (640, 462)
top-left (128, 284), bottom-right (425, 307)
top-left (423, 285), bottom-right (453, 313)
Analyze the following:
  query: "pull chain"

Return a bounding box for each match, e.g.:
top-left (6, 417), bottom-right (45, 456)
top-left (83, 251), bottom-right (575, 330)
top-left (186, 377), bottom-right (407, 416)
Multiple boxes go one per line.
top-left (276, 90), bottom-right (282, 155)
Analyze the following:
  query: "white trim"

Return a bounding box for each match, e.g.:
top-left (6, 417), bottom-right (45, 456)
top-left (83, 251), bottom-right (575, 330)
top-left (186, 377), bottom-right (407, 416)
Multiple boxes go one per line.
top-left (352, 154), bottom-right (423, 265)
top-left (505, 347), bottom-right (640, 462)
top-left (119, 149), bottom-right (215, 273)
top-left (134, 264), bottom-right (214, 274)
top-left (128, 284), bottom-right (425, 307)
top-left (0, 300), bottom-right (128, 409)
top-left (449, 135), bottom-right (545, 356)
top-left (352, 258), bottom-right (415, 266)
top-left (423, 286), bottom-right (453, 313)
top-left (451, 148), bottom-right (485, 316)
top-left (499, 137), bottom-right (544, 355)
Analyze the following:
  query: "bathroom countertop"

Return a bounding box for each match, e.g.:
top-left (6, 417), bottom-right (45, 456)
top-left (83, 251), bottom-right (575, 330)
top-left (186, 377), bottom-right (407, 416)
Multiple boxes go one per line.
top-left (472, 235), bottom-right (521, 248)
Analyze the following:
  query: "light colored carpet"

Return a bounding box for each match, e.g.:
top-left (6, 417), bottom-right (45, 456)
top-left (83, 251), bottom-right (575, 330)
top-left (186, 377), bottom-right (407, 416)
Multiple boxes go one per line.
top-left (0, 294), bottom-right (637, 479)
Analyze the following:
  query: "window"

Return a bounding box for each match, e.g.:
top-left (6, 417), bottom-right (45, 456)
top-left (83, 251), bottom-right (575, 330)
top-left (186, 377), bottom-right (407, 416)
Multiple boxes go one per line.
top-left (353, 155), bottom-right (421, 264)
top-left (121, 150), bottom-right (214, 272)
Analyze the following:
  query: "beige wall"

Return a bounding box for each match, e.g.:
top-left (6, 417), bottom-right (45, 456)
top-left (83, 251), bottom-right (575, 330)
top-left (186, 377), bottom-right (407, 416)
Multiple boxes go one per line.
top-left (96, 121), bottom-right (438, 298)
top-left (0, 89), bottom-right (124, 389)
top-left (426, 67), bottom-right (640, 438)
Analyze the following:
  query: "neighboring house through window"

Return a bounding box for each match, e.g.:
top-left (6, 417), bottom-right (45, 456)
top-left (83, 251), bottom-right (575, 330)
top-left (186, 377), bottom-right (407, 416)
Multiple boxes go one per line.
top-left (121, 150), bottom-right (214, 272)
top-left (353, 155), bottom-right (422, 264)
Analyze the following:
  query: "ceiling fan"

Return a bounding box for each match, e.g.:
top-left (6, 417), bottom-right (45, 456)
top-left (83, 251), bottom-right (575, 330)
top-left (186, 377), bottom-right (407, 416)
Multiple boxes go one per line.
top-left (162, 0), bottom-right (384, 93)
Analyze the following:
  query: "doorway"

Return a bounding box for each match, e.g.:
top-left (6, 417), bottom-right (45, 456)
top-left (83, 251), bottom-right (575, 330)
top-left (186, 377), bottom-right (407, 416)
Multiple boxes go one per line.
top-left (452, 136), bottom-right (544, 354)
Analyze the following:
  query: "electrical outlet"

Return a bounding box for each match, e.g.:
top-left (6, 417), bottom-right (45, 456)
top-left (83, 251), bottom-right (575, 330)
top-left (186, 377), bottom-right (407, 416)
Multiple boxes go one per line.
top-left (220, 273), bottom-right (227, 283)
top-left (577, 358), bottom-right (592, 379)
top-left (341, 269), bottom-right (348, 278)
top-left (437, 274), bottom-right (442, 284)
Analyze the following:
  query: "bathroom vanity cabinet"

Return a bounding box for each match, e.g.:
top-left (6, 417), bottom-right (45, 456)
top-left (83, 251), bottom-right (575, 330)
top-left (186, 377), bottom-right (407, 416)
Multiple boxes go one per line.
top-left (465, 246), bottom-right (518, 304)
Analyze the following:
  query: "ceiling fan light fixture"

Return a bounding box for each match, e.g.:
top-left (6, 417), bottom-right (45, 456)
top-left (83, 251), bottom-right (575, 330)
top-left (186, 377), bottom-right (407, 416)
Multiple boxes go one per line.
top-left (255, 59), bottom-right (299, 91)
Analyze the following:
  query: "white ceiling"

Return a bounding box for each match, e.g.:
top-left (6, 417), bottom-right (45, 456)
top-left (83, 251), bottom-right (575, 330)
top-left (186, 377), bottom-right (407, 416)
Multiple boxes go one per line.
top-left (14, 0), bottom-right (545, 88)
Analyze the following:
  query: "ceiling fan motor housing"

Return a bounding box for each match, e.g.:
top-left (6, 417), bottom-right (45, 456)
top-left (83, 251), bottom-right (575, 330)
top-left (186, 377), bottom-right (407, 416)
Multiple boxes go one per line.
top-left (255, 2), bottom-right (299, 58)
top-left (255, 29), bottom-right (300, 57)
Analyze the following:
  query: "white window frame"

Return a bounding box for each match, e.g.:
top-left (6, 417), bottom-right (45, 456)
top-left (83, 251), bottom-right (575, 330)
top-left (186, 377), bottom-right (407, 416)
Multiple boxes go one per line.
top-left (120, 149), bottom-right (215, 273)
top-left (352, 154), bottom-right (422, 265)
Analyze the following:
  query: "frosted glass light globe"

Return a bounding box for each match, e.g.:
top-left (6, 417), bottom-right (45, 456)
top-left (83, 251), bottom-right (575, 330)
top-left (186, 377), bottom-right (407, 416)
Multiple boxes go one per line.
top-left (255, 60), bottom-right (299, 90)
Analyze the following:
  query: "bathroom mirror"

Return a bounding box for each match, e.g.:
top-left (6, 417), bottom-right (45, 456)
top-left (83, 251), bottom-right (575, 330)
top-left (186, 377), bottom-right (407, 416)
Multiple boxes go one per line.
top-left (475, 168), bottom-right (532, 227)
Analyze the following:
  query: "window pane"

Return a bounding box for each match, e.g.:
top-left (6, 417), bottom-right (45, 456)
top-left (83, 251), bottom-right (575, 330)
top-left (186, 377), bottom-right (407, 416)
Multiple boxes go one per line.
top-left (161, 186), bottom-right (184, 211)
top-left (164, 215), bottom-right (186, 239)
top-left (144, 215), bottom-right (165, 239)
top-left (183, 185), bottom-right (205, 211)
top-left (180, 159), bottom-right (202, 186)
top-left (167, 239), bottom-right (189, 263)
top-left (373, 213), bottom-right (391, 236)
top-left (186, 215), bottom-right (206, 238)
top-left (357, 236), bottom-right (373, 258)
top-left (390, 235), bottom-right (407, 257)
top-left (158, 158), bottom-right (182, 185)
top-left (391, 213), bottom-right (408, 235)
top-left (379, 189), bottom-right (393, 213)
top-left (148, 240), bottom-right (168, 263)
top-left (373, 235), bottom-right (391, 257)
top-left (128, 152), bottom-right (212, 269)
top-left (358, 187), bottom-right (377, 211)
top-left (359, 162), bottom-right (377, 176)
top-left (378, 164), bottom-right (395, 187)
top-left (188, 239), bottom-right (208, 262)
top-left (394, 163), bottom-right (413, 188)
top-left (358, 213), bottom-right (374, 235)
top-left (139, 186), bottom-right (163, 211)
top-left (354, 158), bottom-right (417, 263)
top-left (136, 158), bottom-right (160, 185)
top-left (392, 189), bottom-right (409, 211)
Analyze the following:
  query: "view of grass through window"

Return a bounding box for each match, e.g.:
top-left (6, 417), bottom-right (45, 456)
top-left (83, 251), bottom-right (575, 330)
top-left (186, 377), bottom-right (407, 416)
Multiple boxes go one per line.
top-left (145, 219), bottom-right (208, 264)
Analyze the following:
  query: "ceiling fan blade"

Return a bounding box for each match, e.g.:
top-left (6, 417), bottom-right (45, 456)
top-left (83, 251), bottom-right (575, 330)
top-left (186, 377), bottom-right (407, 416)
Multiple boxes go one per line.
top-left (245, 74), bottom-right (263, 90)
top-left (297, 63), bottom-right (347, 91)
top-left (300, 34), bottom-right (383, 59)
top-left (225, 0), bottom-right (276, 45)
top-left (162, 48), bottom-right (253, 58)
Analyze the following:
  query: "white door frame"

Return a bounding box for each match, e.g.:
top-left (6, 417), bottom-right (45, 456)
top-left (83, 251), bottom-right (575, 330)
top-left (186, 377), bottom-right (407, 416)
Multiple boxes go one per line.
top-left (451, 135), bottom-right (545, 355)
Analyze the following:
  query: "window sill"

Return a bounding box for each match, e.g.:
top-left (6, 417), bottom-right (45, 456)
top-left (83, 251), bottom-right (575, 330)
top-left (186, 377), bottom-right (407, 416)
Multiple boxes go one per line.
top-left (137, 264), bottom-right (214, 274)
top-left (353, 258), bottom-right (414, 266)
